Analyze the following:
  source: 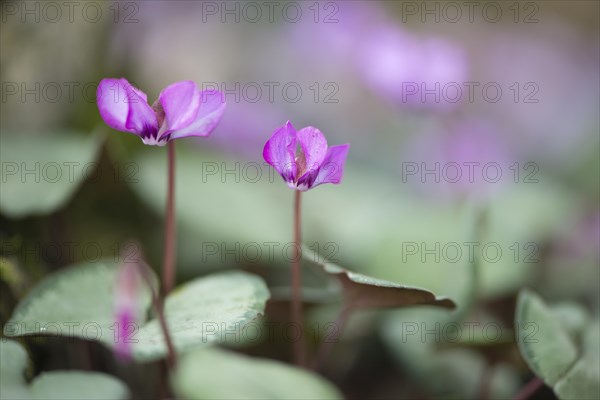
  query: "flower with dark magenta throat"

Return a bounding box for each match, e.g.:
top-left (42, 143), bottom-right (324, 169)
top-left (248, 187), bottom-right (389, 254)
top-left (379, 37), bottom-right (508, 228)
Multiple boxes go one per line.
top-left (97, 78), bottom-right (226, 146)
top-left (263, 121), bottom-right (350, 191)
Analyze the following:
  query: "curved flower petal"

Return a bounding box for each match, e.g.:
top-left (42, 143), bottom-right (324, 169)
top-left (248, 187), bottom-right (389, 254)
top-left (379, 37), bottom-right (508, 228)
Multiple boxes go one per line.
top-left (296, 127), bottom-right (328, 178)
top-left (263, 121), bottom-right (298, 184)
top-left (97, 78), bottom-right (157, 136)
top-left (168, 90), bottom-right (226, 140)
top-left (114, 262), bottom-right (139, 362)
top-left (114, 307), bottom-right (134, 361)
top-left (311, 144), bottom-right (350, 188)
top-left (158, 81), bottom-right (201, 135)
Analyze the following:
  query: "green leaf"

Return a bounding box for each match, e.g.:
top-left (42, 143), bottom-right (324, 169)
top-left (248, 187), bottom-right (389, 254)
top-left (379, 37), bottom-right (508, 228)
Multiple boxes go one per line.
top-left (30, 371), bottom-right (129, 400)
top-left (3, 260), bottom-right (151, 349)
top-left (0, 340), bottom-right (129, 400)
top-left (381, 311), bottom-right (520, 399)
top-left (133, 271), bottom-right (270, 361)
top-left (3, 261), bottom-right (269, 362)
top-left (304, 246), bottom-right (455, 310)
top-left (554, 321), bottom-right (600, 400)
top-left (515, 289), bottom-right (600, 399)
top-left (515, 289), bottom-right (578, 386)
top-left (550, 302), bottom-right (590, 340)
top-left (0, 132), bottom-right (104, 218)
top-left (172, 347), bottom-right (343, 400)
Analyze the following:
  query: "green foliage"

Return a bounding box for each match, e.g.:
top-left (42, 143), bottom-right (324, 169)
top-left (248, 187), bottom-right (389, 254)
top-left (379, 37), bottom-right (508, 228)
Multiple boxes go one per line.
top-left (3, 260), bottom-right (152, 349)
top-left (0, 132), bottom-right (104, 218)
top-left (0, 340), bottom-right (30, 399)
top-left (4, 261), bottom-right (269, 362)
top-left (381, 307), bottom-right (521, 399)
top-left (304, 245), bottom-right (456, 309)
top-left (0, 340), bottom-right (129, 400)
top-left (29, 372), bottom-right (130, 400)
top-left (554, 321), bottom-right (600, 400)
top-left (172, 347), bottom-right (343, 400)
top-left (134, 270), bottom-right (270, 361)
top-left (516, 289), bottom-right (600, 399)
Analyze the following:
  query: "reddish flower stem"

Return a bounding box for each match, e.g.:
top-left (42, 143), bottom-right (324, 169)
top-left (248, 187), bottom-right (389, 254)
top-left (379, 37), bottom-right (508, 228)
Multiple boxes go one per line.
top-left (162, 141), bottom-right (177, 295)
top-left (292, 190), bottom-right (306, 367)
top-left (139, 261), bottom-right (177, 369)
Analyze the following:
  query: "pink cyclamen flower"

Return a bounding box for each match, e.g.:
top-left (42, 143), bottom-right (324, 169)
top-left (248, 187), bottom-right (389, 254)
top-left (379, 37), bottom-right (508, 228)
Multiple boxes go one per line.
top-left (97, 78), bottom-right (226, 146)
top-left (114, 262), bottom-right (141, 361)
top-left (263, 121), bottom-right (350, 191)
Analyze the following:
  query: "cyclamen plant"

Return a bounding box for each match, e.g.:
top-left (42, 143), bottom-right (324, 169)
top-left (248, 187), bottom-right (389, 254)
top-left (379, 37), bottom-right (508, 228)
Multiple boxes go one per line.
top-left (263, 121), bottom-right (350, 366)
top-left (97, 84), bottom-right (349, 370)
top-left (97, 78), bottom-right (226, 294)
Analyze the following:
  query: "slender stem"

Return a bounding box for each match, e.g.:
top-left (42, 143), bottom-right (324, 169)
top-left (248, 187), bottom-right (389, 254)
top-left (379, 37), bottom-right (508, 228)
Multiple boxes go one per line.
top-left (155, 296), bottom-right (177, 369)
top-left (291, 190), bottom-right (306, 367)
top-left (314, 303), bottom-right (353, 370)
top-left (139, 261), bottom-right (177, 368)
top-left (513, 377), bottom-right (544, 400)
top-left (162, 141), bottom-right (177, 295)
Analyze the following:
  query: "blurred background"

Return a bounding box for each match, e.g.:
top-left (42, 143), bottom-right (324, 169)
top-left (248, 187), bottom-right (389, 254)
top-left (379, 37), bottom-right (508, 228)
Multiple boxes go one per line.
top-left (1, 1), bottom-right (599, 399)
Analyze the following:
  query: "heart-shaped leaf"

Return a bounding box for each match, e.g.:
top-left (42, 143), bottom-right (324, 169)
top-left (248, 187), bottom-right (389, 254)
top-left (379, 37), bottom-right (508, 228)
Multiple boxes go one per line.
top-left (3, 261), bottom-right (269, 362)
top-left (0, 340), bottom-right (129, 400)
top-left (133, 270), bottom-right (270, 361)
top-left (515, 289), bottom-right (578, 386)
top-left (172, 347), bottom-right (343, 400)
top-left (515, 289), bottom-right (600, 399)
top-left (3, 260), bottom-right (151, 349)
top-left (0, 132), bottom-right (104, 218)
top-left (303, 246), bottom-right (455, 310)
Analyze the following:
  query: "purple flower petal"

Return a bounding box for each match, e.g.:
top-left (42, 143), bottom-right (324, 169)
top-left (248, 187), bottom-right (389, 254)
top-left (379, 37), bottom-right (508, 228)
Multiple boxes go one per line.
top-left (263, 121), bottom-right (298, 184)
top-left (97, 78), bottom-right (158, 136)
top-left (312, 144), bottom-right (350, 188)
top-left (158, 80), bottom-right (201, 136)
top-left (296, 126), bottom-right (328, 178)
top-left (115, 307), bottom-right (135, 361)
top-left (113, 262), bottom-right (139, 362)
top-left (168, 90), bottom-right (226, 140)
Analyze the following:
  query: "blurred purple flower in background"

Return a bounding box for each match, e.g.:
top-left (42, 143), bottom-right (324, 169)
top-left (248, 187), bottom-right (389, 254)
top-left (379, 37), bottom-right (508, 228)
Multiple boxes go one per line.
top-left (481, 25), bottom-right (599, 165)
top-left (203, 101), bottom-right (288, 160)
top-left (289, 2), bottom-right (469, 111)
top-left (402, 118), bottom-right (513, 202)
top-left (263, 121), bottom-right (350, 191)
top-left (113, 262), bottom-right (141, 361)
top-left (97, 78), bottom-right (226, 146)
top-left (359, 26), bottom-right (469, 110)
top-left (288, 1), bottom-right (385, 65)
